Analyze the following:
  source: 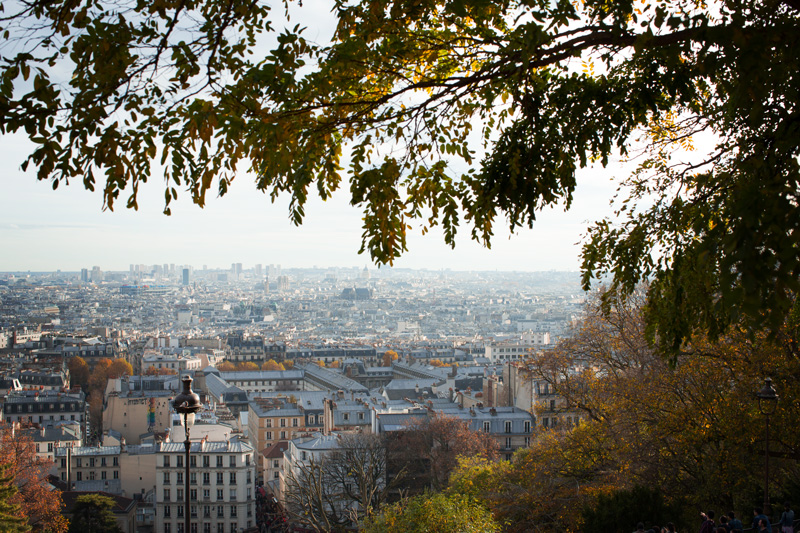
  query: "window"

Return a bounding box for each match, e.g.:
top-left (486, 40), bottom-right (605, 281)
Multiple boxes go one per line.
top-left (177, 455), bottom-right (183, 467)
top-left (203, 489), bottom-right (210, 500)
top-left (229, 456), bottom-right (235, 467)
top-left (217, 524), bottom-right (224, 533)
top-left (504, 421), bottom-right (512, 433)
top-left (483, 421), bottom-right (491, 433)
top-left (524, 421), bottom-right (531, 433)
top-left (177, 524), bottom-right (183, 533)
top-left (216, 472), bottom-right (223, 484)
top-left (101, 471), bottom-right (107, 480)
top-left (265, 431), bottom-right (272, 441)
top-left (163, 456), bottom-right (170, 467)
top-left (164, 505), bottom-right (171, 517)
top-left (48, 443), bottom-right (53, 452)
top-left (203, 472), bottom-right (210, 485)
top-left (177, 472), bottom-right (183, 484)
top-left (61, 458), bottom-right (66, 468)
top-left (190, 489), bottom-right (197, 501)
top-left (280, 418), bottom-right (286, 428)
top-left (246, 471), bottom-right (251, 484)
top-left (76, 458), bottom-right (82, 468)
top-left (113, 470), bottom-right (119, 479)
top-left (113, 456), bottom-right (119, 466)
top-left (190, 455), bottom-right (196, 467)
top-left (217, 506), bottom-right (224, 518)
top-left (245, 455), bottom-right (250, 466)
top-left (89, 457), bottom-right (95, 467)
top-left (177, 505), bottom-right (184, 518)
top-left (101, 457), bottom-right (106, 467)
top-left (164, 489), bottom-right (171, 501)
top-left (203, 456), bottom-right (209, 468)
top-left (550, 400), bottom-right (556, 411)
top-left (266, 419), bottom-right (272, 428)
top-left (542, 418), bottom-right (549, 428)
top-left (230, 489), bottom-right (237, 501)
top-left (76, 472), bottom-right (82, 481)
top-left (505, 437), bottom-right (512, 449)
top-left (292, 418), bottom-right (298, 427)
top-left (190, 472), bottom-right (197, 485)
top-left (163, 472), bottom-right (170, 483)
top-left (177, 489), bottom-right (183, 501)
top-left (231, 506), bottom-right (237, 517)
top-left (204, 524), bottom-right (211, 533)
top-left (217, 489), bottom-right (223, 501)
top-left (89, 471), bottom-right (95, 480)
top-left (273, 459), bottom-right (279, 468)
top-left (230, 472), bottom-right (236, 484)
top-left (524, 437), bottom-right (531, 447)
top-left (216, 456), bottom-right (223, 467)
top-left (280, 431), bottom-right (286, 440)
top-left (343, 413), bottom-right (349, 421)
top-left (273, 471), bottom-right (279, 480)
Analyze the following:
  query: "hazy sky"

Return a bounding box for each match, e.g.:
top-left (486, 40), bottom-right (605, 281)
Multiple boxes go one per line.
top-left (0, 3), bottom-right (627, 273)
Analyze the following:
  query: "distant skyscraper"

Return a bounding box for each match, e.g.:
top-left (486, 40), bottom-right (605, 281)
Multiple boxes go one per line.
top-left (254, 264), bottom-right (263, 279)
top-left (80, 268), bottom-right (89, 283)
top-left (182, 268), bottom-right (190, 285)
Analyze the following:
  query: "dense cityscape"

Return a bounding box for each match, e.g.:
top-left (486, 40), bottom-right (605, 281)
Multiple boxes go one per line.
top-left (0, 265), bottom-right (585, 532)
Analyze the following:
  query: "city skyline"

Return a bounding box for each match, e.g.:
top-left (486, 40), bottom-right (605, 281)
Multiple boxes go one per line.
top-left (1, 132), bottom-right (624, 273)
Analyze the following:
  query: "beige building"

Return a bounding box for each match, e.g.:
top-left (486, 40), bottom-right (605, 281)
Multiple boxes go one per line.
top-left (103, 393), bottom-right (173, 445)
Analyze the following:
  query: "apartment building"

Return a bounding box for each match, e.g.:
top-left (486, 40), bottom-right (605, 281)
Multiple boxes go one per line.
top-left (155, 438), bottom-right (256, 533)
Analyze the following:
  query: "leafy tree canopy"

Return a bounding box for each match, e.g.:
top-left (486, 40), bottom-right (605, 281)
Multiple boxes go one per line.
top-left (67, 494), bottom-right (122, 533)
top-left (2, 0), bottom-right (799, 349)
top-left (364, 492), bottom-right (499, 533)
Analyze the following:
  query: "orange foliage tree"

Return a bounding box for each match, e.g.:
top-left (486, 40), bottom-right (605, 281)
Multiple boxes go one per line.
top-left (261, 359), bottom-right (285, 371)
top-left (235, 362), bottom-right (259, 371)
top-left (0, 425), bottom-right (67, 532)
top-left (382, 350), bottom-right (399, 367)
top-left (66, 356), bottom-right (89, 391)
top-left (216, 361), bottom-right (235, 372)
top-left (446, 291), bottom-right (800, 532)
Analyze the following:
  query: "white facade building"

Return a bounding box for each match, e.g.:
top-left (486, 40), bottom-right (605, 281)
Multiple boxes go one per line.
top-left (155, 438), bottom-right (256, 533)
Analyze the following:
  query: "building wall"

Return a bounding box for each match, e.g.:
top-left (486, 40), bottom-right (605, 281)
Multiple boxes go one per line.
top-left (103, 395), bottom-right (173, 445)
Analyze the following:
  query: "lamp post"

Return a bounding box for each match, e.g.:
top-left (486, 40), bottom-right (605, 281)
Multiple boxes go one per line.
top-left (757, 377), bottom-right (778, 516)
top-left (173, 375), bottom-right (201, 533)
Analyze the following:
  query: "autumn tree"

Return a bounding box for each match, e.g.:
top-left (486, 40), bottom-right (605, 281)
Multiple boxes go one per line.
top-left (107, 359), bottom-right (132, 379)
top-left (216, 361), bottom-right (235, 372)
top-left (283, 359), bottom-right (295, 370)
top-left (0, 425), bottom-right (67, 532)
top-left (234, 362), bottom-right (259, 372)
top-left (382, 350), bottom-right (399, 367)
top-left (428, 359), bottom-right (445, 368)
top-left (393, 414), bottom-right (498, 492)
top-left (363, 492), bottom-right (499, 533)
top-left (67, 357), bottom-right (89, 392)
top-left (143, 366), bottom-right (177, 376)
top-left (261, 359), bottom-right (285, 371)
top-left (447, 293), bottom-right (800, 531)
top-left (66, 494), bottom-right (122, 533)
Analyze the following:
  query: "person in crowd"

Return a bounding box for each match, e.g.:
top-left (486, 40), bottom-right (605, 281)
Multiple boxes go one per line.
top-left (700, 511), bottom-right (717, 533)
top-left (780, 502), bottom-right (795, 533)
top-left (728, 511), bottom-right (744, 533)
top-left (753, 508), bottom-right (772, 533)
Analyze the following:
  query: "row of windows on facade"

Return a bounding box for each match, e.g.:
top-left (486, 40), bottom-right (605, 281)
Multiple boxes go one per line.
top-left (6, 414), bottom-right (79, 424)
top-left (5, 403), bottom-right (80, 413)
top-left (162, 503), bottom-right (251, 518)
top-left (235, 380), bottom-right (300, 386)
top-left (163, 455), bottom-right (250, 468)
top-left (161, 487), bottom-right (253, 503)
top-left (67, 456), bottom-right (119, 468)
top-left (63, 470), bottom-right (119, 481)
top-left (162, 519), bottom-right (253, 533)
top-left (481, 420), bottom-right (533, 433)
top-left (162, 471), bottom-right (252, 485)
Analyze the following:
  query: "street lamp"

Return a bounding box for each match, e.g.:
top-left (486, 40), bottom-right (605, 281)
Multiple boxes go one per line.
top-left (757, 377), bottom-right (778, 516)
top-left (173, 375), bottom-right (201, 533)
